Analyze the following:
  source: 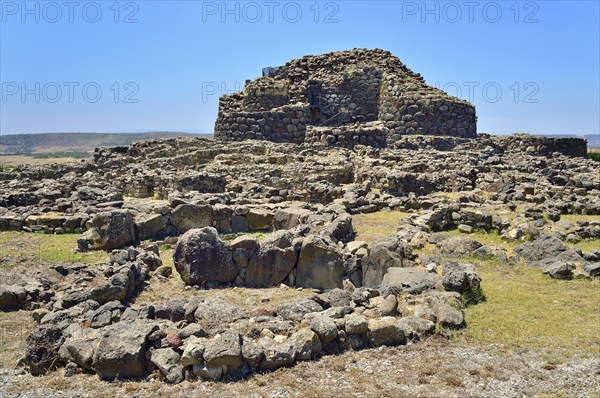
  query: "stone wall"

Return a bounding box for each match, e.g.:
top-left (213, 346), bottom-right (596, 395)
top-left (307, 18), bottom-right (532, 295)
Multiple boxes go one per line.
top-left (379, 76), bottom-right (477, 141)
top-left (305, 121), bottom-right (387, 149)
top-left (214, 49), bottom-right (478, 147)
top-left (214, 104), bottom-right (309, 143)
top-left (494, 135), bottom-right (588, 158)
top-left (241, 79), bottom-right (290, 112)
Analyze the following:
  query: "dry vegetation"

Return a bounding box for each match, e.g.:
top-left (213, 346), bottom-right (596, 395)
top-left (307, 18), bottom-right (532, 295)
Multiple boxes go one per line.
top-left (352, 212), bottom-right (600, 358)
top-left (0, 155), bottom-right (83, 166)
top-left (0, 231), bottom-right (108, 267)
top-left (352, 211), bottom-right (412, 244)
top-left (135, 246), bottom-right (313, 309)
top-left (0, 213), bottom-right (598, 397)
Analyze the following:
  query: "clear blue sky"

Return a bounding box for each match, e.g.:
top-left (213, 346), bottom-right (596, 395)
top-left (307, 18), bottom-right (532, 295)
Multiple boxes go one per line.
top-left (1, 0), bottom-right (599, 136)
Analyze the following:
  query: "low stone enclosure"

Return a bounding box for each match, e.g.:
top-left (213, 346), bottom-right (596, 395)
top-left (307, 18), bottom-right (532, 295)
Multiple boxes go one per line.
top-left (0, 130), bottom-right (599, 383)
top-left (214, 48), bottom-right (478, 147)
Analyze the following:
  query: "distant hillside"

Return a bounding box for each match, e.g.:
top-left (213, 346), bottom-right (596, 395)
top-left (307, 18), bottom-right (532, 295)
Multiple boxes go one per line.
top-left (0, 132), bottom-right (212, 154)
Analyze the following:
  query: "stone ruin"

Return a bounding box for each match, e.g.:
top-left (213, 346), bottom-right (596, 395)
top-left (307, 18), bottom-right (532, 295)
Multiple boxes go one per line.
top-left (0, 50), bottom-right (598, 385)
top-left (215, 48), bottom-right (477, 148)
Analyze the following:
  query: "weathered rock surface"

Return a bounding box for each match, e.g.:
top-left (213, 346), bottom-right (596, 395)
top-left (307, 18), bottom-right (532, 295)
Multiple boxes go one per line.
top-left (203, 330), bottom-right (242, 367)
top-left (277, 299), bottom-right (324, 322)
top-left (174, 227), bottom-right (239, 285)
top-left (170, 204), bottom-right (213, 233)
top-left (92, 320), bottom-right (158, 379)
top-left (296, 235), bottom-right (345, 289)
top-left (363, 236), bottom-right (414, 287)
top-left (379, 267), bottom-right (440, 295)
top-left (245, 231), bottom-right (297, 287)
top-left (288, 327), bottom-right (322, 360)
top-left (25, 325), bottom-right (65, 375)
top-left (85, 210), bottom-right (136, 250)
top-left (367, 317), bottom-right (406, 347)
top-left (150, 348), bottom-right (184, 384)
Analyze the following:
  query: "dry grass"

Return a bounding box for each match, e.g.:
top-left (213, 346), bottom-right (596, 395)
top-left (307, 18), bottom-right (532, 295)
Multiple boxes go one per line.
top-left (556, 214), bottom-right (600, 253)
top-left (1, 211), bottom-right (598, 396)
top-left (458, 258), bottom-right (600, 357)
top-left (0, 155), bottom-right (82, 166)
top-left (569, 238), bottom-right (600, 253)
top-left (134, 247), bottom-right (313, 309)
top-left (352, 211), bottom-right (413, 244)
top-left (0, 311), bottom-right (35, 369)
top-left (559, 214), bottom-right (600, 224)
top-left (353, 213), bottom-right (599, 358)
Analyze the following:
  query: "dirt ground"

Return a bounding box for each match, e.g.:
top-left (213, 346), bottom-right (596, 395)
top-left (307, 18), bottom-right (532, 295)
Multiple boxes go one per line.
top-left (0, 156), bottom-right (84, 166)
top-left (0, 221), bottom-right (599, 397)
top-left (0, 314), bottom-right (598, 398)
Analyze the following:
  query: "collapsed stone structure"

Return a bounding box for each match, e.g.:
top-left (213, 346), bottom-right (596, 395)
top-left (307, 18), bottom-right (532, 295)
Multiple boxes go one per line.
top-left (0, 132), bottom-right (598, 383)
top-left (0, 50), bottom-right (598, 385)
top-left (215, 48), bottom-right (477, 147)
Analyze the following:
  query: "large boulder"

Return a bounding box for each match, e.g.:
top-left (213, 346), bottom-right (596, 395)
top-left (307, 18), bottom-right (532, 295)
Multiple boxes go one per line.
top-left (584, 262), bottom-right (600, 277)
top-left (310, 316), bottom-right (338, 343)
top-left (58, 335), bottom-right (97, 371)
top-left (150, 348), bottom-right (184, 384)
top-left (194, 298), bottom-right (247, 324)
top-left (277, 299), bottom-right (324, 322)
top-left (398, 316), bottom-right (436, 341)
top-left (363, 236), bottom-right (414, 287)
top-left (86, 210), bottom-right (136, 250)
top-left (92, 320), bottom-right (158, 379)
top-left (181, 336), bottom-right (207, 366)
top-left (441, 262), bottom-right (483, 303)
top-left (273, 207), bottom-right (311, 230)
top-left (379, 267), bottom-right (440, 295)
top-left (323, 213), bottom-right (354, 243)
top-left (313, 288), bottom-right (352, 308)
top-left (344, 314), bottom-right (368, 334)
top-left (542, 261), bottom-right (575, 280)
top-left (25, 325), bottom-right (65, 375)
top-left (0, 286), bottom-right (20, 310)
top-left (246, 208), bottom-right (274, 231)
top-left (135, 214), bottom-right (168, 241)
top-left (515, 235), bottom-right (584, 265)
top-left (241, 339), bottom-right (265, 369)
top-left (288, 328), bottom-right (322, 360)
top-left (170, 204), bottom-right (213, 233)
top-left (426, 292), bottom-right (465, 328)
top-left (257, 337), bottom-right (296, 371)
top-left (245, 231), bottom-right (297, 287)
top-left (174, 227), bottom-right (239, 286)
top-left (296, 235), bottom-right (345, 290)
top-left (203, 331), bottom-right (242, 368)
top-left (367, 317), bottom-right (406, 347)
top-left (437, 236), bottom-right (483, 258)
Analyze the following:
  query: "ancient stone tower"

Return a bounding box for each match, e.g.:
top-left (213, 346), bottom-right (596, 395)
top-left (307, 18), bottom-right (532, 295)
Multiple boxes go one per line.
top-left (214, 48), bottom-right (477, 148)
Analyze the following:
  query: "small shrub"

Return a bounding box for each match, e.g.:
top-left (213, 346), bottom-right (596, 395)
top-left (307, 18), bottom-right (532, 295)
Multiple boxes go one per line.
top-left (587, 152), bottom-right (600, 162)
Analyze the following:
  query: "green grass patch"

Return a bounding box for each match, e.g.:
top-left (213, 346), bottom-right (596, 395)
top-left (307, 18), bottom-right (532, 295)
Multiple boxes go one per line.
top-left (352, 211), bottom-right (413, 244)
top-left (0, 231), bottom-right (108, 266)
top-left (459, 259), bottom-right (600, 356)
top-left (352, 217), bottom-right (600, 358)
top-left (559, 214), bottom-right (600, 224)
top-left (587, 152), bottom-right (600, 162)
top-left (568, 238), bottom-right (600, 253)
